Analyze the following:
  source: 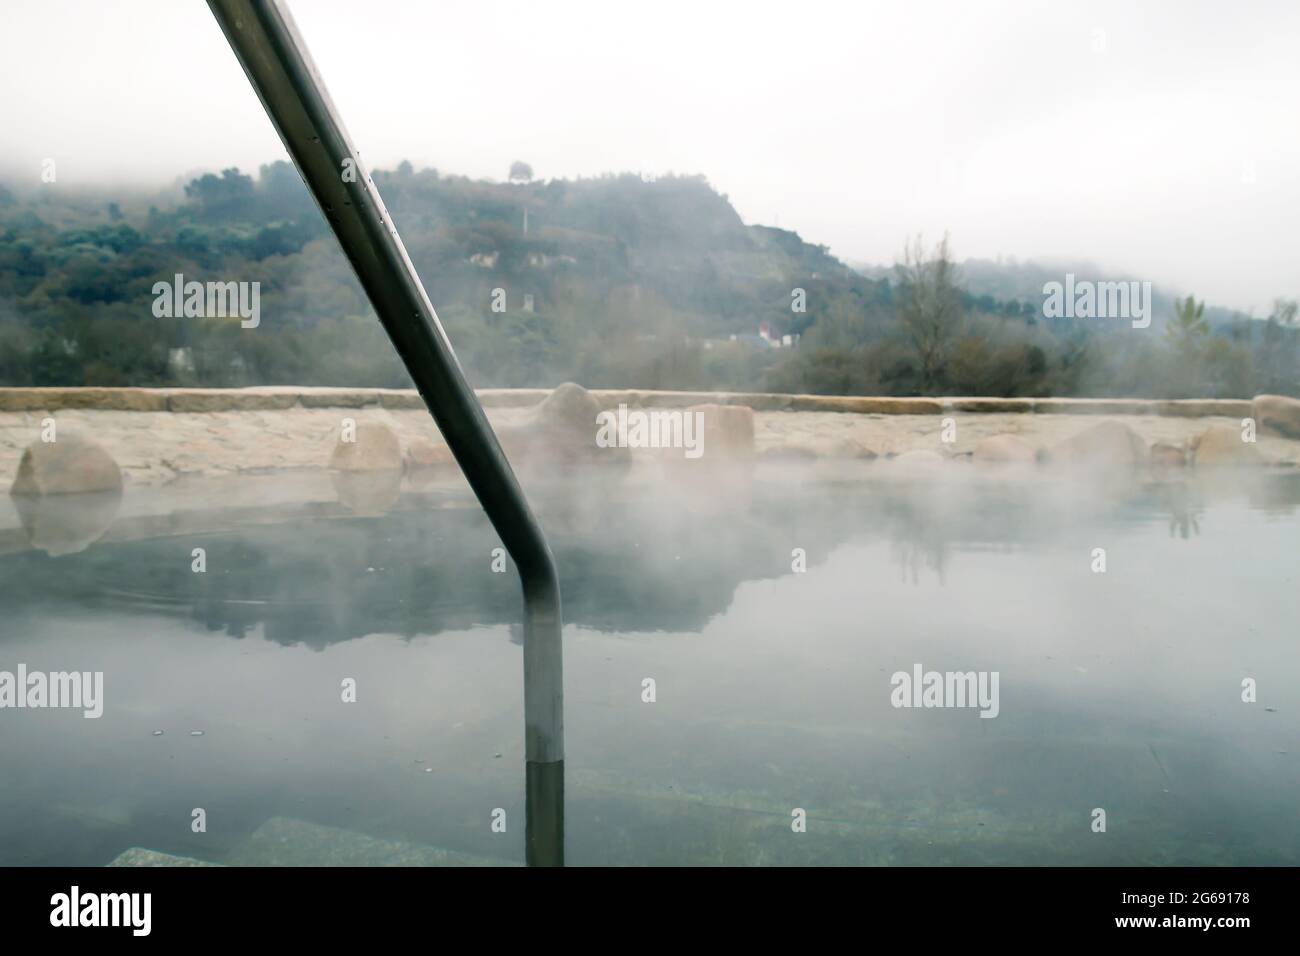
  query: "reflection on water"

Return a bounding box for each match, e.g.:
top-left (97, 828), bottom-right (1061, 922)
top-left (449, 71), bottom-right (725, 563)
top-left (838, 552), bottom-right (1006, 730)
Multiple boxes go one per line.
top-left (0, 466), bottom-right (1298, 865)
top-left (12, 488), bottom-right (122, 557)
top-left (1158, 482), bottom-right (1202, 540)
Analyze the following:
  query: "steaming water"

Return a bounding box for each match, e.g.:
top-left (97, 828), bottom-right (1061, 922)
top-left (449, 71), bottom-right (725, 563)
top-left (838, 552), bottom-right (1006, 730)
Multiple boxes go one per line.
top-left (1, 465), bottom-right (1297, 865)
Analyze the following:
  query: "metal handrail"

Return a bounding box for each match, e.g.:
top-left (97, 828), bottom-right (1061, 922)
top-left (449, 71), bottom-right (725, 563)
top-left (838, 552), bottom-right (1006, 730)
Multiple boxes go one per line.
top-left (207, 0), bottom-right (564, 866)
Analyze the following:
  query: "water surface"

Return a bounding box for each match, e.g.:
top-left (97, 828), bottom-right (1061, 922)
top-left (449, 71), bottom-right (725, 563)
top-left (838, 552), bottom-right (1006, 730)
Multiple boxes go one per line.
top-left (1, 465), bottom-right (1297, 865)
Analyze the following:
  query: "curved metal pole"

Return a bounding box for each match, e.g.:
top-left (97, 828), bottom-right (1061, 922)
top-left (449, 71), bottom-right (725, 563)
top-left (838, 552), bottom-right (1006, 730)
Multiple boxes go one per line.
top-left (207, 0), bottom-right (563, 866)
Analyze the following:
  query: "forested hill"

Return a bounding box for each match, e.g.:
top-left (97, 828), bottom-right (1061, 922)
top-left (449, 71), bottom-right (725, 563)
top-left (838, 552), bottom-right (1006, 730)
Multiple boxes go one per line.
top-left (0, 163), bottom-right (1294, 399)
top-left (852, 257), bottom-right (1246, 333)
top-left (0, 163), bottom-right (880, 390)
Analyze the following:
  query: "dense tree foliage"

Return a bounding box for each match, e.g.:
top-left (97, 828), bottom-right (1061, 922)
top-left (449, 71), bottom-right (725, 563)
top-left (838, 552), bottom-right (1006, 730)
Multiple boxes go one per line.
top-left (0, 162), bottom-right (1294, 397)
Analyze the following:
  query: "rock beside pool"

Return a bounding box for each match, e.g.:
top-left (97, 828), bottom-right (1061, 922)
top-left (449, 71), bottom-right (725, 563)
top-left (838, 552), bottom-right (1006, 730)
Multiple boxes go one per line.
top-left (689, 403), bottom-right (755, 461)
top-left (329, 421), bottom-right (402, 472)
top-left (10, 433), bottom-right (123, 496)
top-left (1150, 442), bottom-right (1188, 468)
top-left (1254, 394), bottom-right (1300, 439)
top-left (405, 438), bottom-right (454, 469)
top-left (621, 402), bottom-right (757, 465)
top-left (1043, 421), bottom-right (1147, 468)
top-left (500, 382), bottom-right (623, 469)
top-left (656, 404), bottom-right (755, 513)
top-left (1191, 424), bottom-right (1266, 466)
top-left (498, 385), bottom-right (759, 469)
top-left (972, 434), bottom-right (1035, 464)
top-left (537, 381), bottom-right (603, 434)
top-left (761, 437), bottom-right (877, 460)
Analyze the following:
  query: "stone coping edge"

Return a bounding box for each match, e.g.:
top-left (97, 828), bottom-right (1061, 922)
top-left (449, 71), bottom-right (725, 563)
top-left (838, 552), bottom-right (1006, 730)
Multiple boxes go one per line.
top-left (0, 387), bottom-right (1260, 418)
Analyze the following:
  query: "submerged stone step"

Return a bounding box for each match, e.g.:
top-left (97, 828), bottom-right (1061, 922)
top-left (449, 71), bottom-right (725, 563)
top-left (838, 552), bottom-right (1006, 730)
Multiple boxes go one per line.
top-left (107, 848), bottom-right (221, 867)
top-left (223, 816), bottom-right (514, 867)
top-left (561, 758), bottom-right (1245, 865)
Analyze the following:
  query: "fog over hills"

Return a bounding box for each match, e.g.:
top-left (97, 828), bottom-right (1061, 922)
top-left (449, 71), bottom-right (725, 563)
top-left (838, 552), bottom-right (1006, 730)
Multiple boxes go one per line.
top-left (850, 257), bottom-right (1254, 333)
top-left (0, 162), bottom-right (1295, 400)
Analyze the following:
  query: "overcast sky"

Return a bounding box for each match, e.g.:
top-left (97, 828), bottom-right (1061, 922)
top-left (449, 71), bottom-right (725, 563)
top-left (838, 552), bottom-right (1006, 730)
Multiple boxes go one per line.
top-left (1, 0), bottom-right (1296, 312)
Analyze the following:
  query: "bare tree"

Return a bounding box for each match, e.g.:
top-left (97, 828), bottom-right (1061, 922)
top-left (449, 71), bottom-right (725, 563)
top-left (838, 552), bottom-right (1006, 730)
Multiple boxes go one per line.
top-left (1259, 297), bottom-right (1300, 393)
top-left (895, 232), bottom-right (963, 392)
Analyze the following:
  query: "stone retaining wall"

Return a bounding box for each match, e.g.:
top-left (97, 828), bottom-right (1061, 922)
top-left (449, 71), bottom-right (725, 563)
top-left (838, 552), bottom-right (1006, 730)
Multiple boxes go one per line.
top-left (0, 387), bottom-right (1259, 418)
top-left (3, 387), bottom-right (1296, 491)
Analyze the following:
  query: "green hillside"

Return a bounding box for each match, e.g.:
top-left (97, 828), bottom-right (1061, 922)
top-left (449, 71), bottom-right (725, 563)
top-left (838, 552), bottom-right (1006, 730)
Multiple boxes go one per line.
top-left (0, 163), bottom-right (1294, 398)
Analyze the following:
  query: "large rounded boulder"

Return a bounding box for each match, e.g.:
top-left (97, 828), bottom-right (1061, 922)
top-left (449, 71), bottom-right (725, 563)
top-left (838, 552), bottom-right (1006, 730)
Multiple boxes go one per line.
top-left (1191, 424), bottom-right (1267, 466)
top-left (328, 421), bottom-right (403, 472)
top-left (11, 433), bottom-right (123, 496)
top-left (1043, 421), bottom-right (1147, 469)
top-left (1254, 395), bottom-right (1300, 439)
top-left (972, 434), bottom-right (1036, 464)
top-left (501, 382), bottom-right (627, 470)
top-left (685, 403), bottom-right (755, 463)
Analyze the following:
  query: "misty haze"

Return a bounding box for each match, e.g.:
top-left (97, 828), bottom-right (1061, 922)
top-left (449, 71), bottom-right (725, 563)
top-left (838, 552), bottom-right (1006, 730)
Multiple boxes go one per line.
top-left (0, 0), bottom-right (1297, 918)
